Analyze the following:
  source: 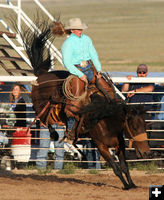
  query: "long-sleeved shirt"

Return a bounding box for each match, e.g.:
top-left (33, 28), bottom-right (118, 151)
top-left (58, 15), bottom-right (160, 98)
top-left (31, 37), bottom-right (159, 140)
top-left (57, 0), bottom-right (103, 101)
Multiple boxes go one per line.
top-left (0, 103), bottom-right (16, 128)
top-left (11, 97), bottom-right (26, 127)
top-left (61, 33), bottom-right (102, 78)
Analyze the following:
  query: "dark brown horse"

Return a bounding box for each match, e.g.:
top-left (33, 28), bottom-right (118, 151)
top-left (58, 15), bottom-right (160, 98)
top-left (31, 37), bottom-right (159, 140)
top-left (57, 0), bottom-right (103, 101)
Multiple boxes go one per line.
top-left (77, 94), bottom-right (151, 189)
top-left (20, 21), bottom-right (151, 189)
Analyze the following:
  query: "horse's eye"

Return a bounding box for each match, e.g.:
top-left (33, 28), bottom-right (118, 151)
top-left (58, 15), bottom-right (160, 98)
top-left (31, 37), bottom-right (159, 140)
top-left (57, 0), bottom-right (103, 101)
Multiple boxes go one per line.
top-left (133, 126), bottom-right (137, 131)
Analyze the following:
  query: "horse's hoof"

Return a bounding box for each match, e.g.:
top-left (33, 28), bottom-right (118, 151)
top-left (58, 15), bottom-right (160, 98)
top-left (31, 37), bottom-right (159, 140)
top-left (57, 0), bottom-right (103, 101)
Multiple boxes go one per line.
top-left (122, 186), bottom-right (130, 190)
top-left (122, 185), bottom-right (130, 190)
top-left (129, 184), bottom-right (137, 189)
top-left (122, 184), bottom-right (137, 190)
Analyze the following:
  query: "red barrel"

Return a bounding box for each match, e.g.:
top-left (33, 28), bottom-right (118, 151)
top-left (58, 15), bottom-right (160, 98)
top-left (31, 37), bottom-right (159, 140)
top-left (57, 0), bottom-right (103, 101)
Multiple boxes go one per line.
top-left (11, 128), bottom-right (32, 162)
top-left (12, 128), bottom-right (31, 145)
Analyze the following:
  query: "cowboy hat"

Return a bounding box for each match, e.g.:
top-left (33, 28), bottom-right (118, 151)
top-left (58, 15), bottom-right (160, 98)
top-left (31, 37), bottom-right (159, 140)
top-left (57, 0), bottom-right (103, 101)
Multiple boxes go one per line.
top-left (65, 18), bottom-right (88, 30)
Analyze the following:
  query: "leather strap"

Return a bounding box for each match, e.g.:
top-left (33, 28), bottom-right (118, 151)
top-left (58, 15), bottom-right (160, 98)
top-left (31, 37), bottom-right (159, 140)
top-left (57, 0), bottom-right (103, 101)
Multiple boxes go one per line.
top-left (129, 133), bottom-right (148, 148)
top-left (26, 101), bottom-right (50, 133)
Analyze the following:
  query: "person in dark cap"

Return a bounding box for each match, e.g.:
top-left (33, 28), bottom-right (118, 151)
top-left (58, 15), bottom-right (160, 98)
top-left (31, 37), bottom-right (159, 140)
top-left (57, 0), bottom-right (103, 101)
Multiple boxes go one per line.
top-left (121, 64), bottom-right (154, 110)
top-left (137, 64), bottom-right (148, 74)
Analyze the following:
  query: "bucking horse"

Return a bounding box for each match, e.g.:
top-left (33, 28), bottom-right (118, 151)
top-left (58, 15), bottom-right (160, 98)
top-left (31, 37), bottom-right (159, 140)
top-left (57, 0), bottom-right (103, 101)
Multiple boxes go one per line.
top-left (19, 18), bottom-right (151, 189)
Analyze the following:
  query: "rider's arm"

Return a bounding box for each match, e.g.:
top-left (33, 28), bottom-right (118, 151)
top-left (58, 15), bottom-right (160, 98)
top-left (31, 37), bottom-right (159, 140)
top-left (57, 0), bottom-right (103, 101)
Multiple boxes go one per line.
top-left (88, 36), bottom-right (102, 73)
top-left (61, 40), bottom-right (84, 78)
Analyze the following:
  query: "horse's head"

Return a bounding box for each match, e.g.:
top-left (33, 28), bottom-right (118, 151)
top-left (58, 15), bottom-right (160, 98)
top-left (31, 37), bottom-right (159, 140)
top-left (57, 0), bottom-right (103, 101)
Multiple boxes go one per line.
top-left (124, 105), bottom-right (151, 159)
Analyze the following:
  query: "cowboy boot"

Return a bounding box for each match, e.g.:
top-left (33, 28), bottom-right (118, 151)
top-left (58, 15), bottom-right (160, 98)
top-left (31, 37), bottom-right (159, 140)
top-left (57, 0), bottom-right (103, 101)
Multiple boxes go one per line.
top-left (96, 77), bottom-right (115, 100)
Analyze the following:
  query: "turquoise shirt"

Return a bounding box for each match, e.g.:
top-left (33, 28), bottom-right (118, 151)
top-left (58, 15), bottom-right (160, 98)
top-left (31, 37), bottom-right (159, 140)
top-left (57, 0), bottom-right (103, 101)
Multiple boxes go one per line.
top-left (61, 33), bottom-right (102, 78)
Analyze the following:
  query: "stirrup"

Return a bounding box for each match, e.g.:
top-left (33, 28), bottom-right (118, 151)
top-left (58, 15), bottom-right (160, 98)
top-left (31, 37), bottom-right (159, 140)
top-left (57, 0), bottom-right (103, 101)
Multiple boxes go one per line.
top-left (65, 129), bottom-right (75, 140)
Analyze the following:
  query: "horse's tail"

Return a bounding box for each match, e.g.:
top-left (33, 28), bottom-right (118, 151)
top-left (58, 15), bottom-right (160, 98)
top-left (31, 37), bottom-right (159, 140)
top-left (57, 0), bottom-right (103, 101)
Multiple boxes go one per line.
top-left (14, 15), bottom-right (65, 76)
top-left (24, 27), bottom-right (52, 76)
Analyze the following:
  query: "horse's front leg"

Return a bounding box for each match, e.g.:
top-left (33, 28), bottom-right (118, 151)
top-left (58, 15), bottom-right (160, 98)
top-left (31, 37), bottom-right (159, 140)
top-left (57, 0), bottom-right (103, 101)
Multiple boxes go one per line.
top-left (97, 144), bottom-right (129, 190)
top-left (117, 134), bottom-right (137, 189)
top-left (117, 150), bottom-right (137, 189)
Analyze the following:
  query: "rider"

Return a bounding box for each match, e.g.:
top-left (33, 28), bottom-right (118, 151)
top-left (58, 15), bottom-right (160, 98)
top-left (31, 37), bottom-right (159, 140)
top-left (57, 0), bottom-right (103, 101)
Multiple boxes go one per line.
top-left (61, 18), bottom-right (114, 137)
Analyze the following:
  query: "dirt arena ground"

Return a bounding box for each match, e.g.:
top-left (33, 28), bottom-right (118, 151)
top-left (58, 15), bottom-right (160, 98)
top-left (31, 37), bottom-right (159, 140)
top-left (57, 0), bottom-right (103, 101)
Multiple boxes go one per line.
top-left (0, 169), bottom-right (163, 200)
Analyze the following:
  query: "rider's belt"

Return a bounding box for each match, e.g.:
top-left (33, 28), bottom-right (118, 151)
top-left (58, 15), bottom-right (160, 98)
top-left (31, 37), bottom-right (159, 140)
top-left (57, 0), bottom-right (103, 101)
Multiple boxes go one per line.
top-left (75, 60), bottom-right (92, 68)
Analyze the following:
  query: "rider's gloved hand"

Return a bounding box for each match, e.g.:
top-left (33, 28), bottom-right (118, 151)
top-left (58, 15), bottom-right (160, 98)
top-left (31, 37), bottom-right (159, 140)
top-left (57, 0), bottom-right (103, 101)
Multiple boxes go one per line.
top-left (80, 74), bottom-right (88, 84)
top-left (96, 71), bottom-right (102, 79)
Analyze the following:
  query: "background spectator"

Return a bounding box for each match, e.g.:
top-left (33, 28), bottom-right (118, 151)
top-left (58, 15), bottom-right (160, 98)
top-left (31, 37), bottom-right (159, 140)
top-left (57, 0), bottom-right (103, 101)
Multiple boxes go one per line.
top-left (0, 103), bottom-right (16, 146)
top-left (9, 84), bottom-right (26, 127)
top-left (0, 101), bottom-right (16, 171)
top-left (36, 123), bottom-right (65, 170)
top-left (122, 64), bottom-right (154, 111)
top-left (151, 91), bottom-right (164, 149)
top-left (157, 95), bottom-right (164, 120)
top-left (122, 64), bottom-right (154, 149)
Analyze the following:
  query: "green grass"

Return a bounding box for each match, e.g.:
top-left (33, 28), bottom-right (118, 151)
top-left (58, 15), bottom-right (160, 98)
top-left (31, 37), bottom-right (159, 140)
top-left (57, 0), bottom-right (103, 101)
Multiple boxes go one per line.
top-left (37, 166), bottom-right (53, 175)
top-left (1, 0), bottom-right (164, 72)
top-left (24, 164), bottom-right (36, 170)
top-left (57, 163), bottom-right (77, 174)
top-left (128, 161), bottom-right (164, 173)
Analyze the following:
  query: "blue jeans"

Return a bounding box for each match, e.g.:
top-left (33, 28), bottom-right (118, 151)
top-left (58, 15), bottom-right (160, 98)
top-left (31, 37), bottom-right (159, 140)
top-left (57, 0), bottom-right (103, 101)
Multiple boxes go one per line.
top-left (78, 64), bottom-right (94, 82)
top-left (67, 117), bottom-right (76, 131)
top-left (82, 137), bottom-right (101, 169)
top-left (0, 131), bottom-right (9, 145)
top-left (36, 125), bottom-right (65, 169)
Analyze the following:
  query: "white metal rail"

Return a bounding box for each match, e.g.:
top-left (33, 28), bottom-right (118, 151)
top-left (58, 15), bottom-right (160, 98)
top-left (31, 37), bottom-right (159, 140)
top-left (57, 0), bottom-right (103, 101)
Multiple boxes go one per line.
top-left (0, 76), bottom-right (164, 83)
top-left (0, 0), bottom-right (63, 67)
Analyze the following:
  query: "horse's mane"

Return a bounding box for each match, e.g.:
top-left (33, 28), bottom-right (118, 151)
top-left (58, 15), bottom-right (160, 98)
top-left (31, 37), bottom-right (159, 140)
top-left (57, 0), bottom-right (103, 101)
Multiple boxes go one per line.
top-left (78, 94), bottom-right (145, 130)
top-left (79, 95), bottom-right (125, 122)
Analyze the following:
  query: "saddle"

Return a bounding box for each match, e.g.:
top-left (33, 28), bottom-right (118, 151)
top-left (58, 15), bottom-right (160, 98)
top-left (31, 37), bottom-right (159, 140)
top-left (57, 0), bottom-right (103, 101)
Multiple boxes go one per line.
top-left (63, 75), bottom-right (89, 120)
top-left (63, 73), bottom-right (115, 114)
top-left (63, 73), bottom-right (116, 140)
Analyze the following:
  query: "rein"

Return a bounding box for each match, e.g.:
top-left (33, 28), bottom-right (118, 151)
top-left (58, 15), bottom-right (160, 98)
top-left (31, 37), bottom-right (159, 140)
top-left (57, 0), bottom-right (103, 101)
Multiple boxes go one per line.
top-left (125, 117), bottom-right (148, 148)
top-left (34, 78), bottom-right (66, 86)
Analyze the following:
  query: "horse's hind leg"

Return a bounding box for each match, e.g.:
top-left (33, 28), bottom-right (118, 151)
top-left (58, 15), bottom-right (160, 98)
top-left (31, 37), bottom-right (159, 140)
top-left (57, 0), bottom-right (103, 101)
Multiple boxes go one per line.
top-left (97, 144), bottom-right (130, 190)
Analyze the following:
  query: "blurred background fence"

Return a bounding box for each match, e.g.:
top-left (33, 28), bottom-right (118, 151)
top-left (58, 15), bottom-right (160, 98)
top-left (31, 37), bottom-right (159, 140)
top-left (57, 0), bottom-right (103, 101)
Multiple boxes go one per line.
top-left (0, 77), bottom-right (164, 169)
